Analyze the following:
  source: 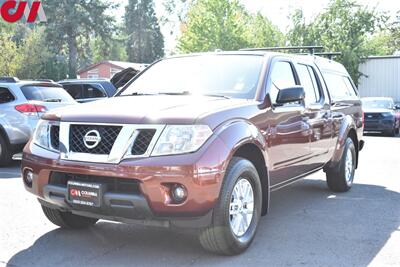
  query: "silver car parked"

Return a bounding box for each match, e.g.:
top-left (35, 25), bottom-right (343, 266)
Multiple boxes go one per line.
top-left (0, 77), bottom-right (77, 166)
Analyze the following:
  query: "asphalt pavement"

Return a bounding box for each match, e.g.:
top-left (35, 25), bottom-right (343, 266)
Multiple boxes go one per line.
top-left (0, 135), bottom-right (399, 267)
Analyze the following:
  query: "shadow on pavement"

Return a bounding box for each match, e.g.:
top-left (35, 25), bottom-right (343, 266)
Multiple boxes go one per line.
top-left (363, 132), bottom-right (399, 138)
top-left (7, 177), bottom-right (400, 267)
top-left (0, 162), bottom-right (21, 179)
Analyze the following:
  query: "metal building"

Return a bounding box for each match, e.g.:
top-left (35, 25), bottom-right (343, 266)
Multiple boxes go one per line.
top-left (358, 55), bottom-right (400, 103)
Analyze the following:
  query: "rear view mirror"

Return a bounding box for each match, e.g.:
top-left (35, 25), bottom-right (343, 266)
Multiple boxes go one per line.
top-left (276, 86), bottom-right (305, 104)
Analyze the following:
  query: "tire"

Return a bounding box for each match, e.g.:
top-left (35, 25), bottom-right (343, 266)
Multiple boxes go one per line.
top-left (199, 157), bottom-right (262, 255)
top-left (326, 137), bottom-right (356, 192)
top-left (0, 134), bottom-right (12, 167)
top-left (41, 205), bottom-right (98, 229)
top-left (386, 129), bottom-right (396, 137)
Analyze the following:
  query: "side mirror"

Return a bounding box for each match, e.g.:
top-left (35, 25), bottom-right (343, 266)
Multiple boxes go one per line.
top-left (395, 105), bottom-right (400, 110)
top-left (276, 86), bottom-right (305, 104)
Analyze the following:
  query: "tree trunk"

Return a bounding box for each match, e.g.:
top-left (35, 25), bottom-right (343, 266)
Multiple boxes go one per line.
top-left (67, 35), bottom-right (78, 79)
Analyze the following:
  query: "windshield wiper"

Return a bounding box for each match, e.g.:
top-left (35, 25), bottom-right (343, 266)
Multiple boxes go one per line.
top-left (157, 91), bottom-right (191, 96)
top-left (119, 92), bottom-right (158, 97)
top-left (43, 98), bottom-right (62, 102)
top-left (202, 94), bottom-right (230, 99)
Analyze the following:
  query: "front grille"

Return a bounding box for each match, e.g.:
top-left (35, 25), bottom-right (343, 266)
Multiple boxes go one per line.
top-left (69, 125), bottom-right (122, 154)
top-left (50, 125), bottom-right (60, 150)
top-left (364, 113), bottom-right (382, 120)
top-left (131, 129), bottom-right (156, 155)
top-left (49, 172), bottom-right (141, 194)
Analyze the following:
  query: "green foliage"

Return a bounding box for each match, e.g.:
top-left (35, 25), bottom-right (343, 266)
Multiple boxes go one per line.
top-left (0, 29), bottom-right (21, 76)
top-left (125, 0), bottom-right (165, 63)
top-left (367, 31), bottom-right (395, 56)
top-left (91, 35), bottom-right (128, 63)
top-left (287, 0), bottom-right (388, 84)
top-left (16, 27), bottom-right (49, 79)
top-left (177, 0), bottom-right (284, 53)
top-left (245, 12), bottom-right (285, 48)
top-left (178, 0), bottom-right (248, 52)
top-left (43, 0), bottom-right (117, 78)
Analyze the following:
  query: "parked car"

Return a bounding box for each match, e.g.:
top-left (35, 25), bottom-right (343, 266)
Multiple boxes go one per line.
top-left (22, 51), bottom-right (364, 255)
top-left (0, 77), bottom-right (77, 166)
top-left (59, 68), bottom-right (140, 103)
top-left (362, 97), bottom-right (400, 136)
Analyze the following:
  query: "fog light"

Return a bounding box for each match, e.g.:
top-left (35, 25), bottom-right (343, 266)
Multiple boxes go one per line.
top-left (23, 169), bottom-right (33, 187)
top-left (171, 184), bottom-right (187, 203)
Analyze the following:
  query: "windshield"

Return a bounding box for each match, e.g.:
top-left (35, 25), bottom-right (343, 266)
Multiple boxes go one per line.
top-left (118, 55), bottom-right (264, 99)
top-left (362, 99), bottom-right (394, 109)
top-left (21, 85), bottom-right (75, 103)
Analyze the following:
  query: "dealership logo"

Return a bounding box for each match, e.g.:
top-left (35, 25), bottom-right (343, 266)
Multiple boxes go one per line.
top-left (83, 130), bottom-right (102, 149)
top-left (0, 0), bottom-right (47, 23)
top-left (70, 188), bottom-right (81, 197)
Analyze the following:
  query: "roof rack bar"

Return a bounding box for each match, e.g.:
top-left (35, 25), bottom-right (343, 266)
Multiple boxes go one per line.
top-left (240, 46), bottom-right (324, 54)
top-left (313, 52), bottom-right (342, 60)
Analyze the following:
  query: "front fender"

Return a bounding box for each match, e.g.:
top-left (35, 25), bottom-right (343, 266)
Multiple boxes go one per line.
top-left (214, 119), bottom-right (270, 215)
top-left (214, 119), bottom-right (269, 169)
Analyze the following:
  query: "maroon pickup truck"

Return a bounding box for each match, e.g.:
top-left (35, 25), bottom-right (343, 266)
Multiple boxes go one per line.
top-left (22, 51), bottom-right (364, 255)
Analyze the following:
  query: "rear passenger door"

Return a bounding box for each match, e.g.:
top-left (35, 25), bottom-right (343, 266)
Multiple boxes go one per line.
top-left (265, 60), bottom-right (312, 186)
top-left (322, 72), bottom-right (361, 145)
top-left (295, 63), bottom-right (333, 167)
top-left (63, 84), bottom-right (83, 100)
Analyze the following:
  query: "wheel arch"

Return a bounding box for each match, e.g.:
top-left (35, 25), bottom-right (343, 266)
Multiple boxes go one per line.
top-left (325, 115), bottom-right (359, 170)
top-left (215, 119), bottom-right (270, 216)
top-left (0, 124), bottom-right (10, 146)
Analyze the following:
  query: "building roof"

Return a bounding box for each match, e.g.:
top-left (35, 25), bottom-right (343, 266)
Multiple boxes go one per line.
top-left (364, 55), bottom-right (400, 60)
top-left (77, 60), bottom-right (147, 74)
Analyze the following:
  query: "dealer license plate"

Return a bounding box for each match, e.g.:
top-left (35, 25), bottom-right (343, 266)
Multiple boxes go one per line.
top-left (67, 180), bottom-right (102, 207)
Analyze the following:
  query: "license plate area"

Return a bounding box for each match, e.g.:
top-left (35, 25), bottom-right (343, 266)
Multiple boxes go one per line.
top-left (67, 180), bottom-right (103, 207)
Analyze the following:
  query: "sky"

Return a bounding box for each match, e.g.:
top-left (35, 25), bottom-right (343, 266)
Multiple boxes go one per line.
top-left (119, 0), bottom-right (400, 53)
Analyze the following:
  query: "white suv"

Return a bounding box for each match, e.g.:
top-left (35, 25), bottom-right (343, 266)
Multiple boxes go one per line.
top-left (0, 77), bottom-right (77, 166)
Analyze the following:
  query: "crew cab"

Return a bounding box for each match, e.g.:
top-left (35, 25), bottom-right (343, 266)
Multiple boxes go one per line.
top-left (22, 51), bottom-right (364, 255)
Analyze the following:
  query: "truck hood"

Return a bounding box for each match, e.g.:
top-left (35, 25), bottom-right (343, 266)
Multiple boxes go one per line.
top-left (363, 108), bottom-right (393, 113)
top-left (49, 95), bottom-right (260, 129)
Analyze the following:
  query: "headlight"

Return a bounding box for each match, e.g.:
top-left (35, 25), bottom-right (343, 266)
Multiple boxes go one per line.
top-left (32, 119), bottom-right (58, 151)
top-left (382, 112), bottom-right (394, 118)
top-left (151, 125), bottom-right (213, 156)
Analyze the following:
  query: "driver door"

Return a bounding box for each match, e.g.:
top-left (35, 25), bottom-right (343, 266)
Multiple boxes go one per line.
top-left (262, 60), bottom-right (312, 186)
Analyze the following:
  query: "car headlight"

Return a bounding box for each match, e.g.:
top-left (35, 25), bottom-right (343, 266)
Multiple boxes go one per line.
top-left (32, 119), bottom-right (58, 150)
top-left (382, 112), bottom-right (395, 118)
top-left (151, 125), bottom-right (213, 156)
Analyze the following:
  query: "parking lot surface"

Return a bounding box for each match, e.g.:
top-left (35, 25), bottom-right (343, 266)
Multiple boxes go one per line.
top-left (0, 135), bottom-right (399, 267)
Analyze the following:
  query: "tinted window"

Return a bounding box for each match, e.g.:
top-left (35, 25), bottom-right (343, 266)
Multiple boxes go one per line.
top-left (21, 85), bottom-right (75, 102)
top-left (119, 55), bottom-right (264, 99)
top-left (323, 73), bottom-right (356, 101)
top-left (269, 61), bottom-right (297, 104)
top-left (64, 84), bottom-right (83, 99)
top-left (297, 64), bottom-right (318, 105)
top-left (0, 87), bottom-right (15, 104)
top-left (307, 66), bottom-right (321, 101)
top-left (83, 84), bottom-right (106, 98)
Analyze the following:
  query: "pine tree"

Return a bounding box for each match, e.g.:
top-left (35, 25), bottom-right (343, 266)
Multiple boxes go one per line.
top-left (43, 0), bottom-right (117, 78)
top-left (125, 0), bottom-right (165, 63)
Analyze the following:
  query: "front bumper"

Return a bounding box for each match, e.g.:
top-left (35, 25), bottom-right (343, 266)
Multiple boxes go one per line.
top-left (364, 119), bottom-right (396, 132)
top-left (22, 136), bottom-right (230, 226)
